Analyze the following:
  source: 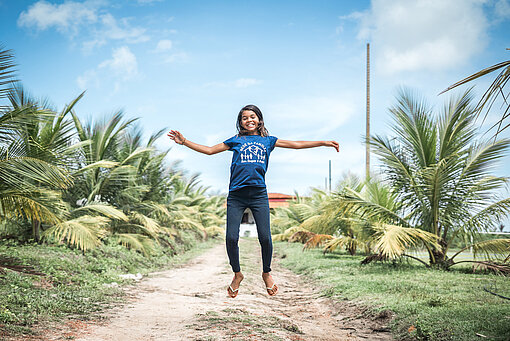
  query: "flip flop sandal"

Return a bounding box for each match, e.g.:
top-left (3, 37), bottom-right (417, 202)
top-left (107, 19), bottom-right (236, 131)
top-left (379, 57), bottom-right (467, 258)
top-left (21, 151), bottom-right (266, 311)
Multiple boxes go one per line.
top-left (266, 283), bottom-right (278, 296)
top-left (228, 285), bottom-right (239, 298)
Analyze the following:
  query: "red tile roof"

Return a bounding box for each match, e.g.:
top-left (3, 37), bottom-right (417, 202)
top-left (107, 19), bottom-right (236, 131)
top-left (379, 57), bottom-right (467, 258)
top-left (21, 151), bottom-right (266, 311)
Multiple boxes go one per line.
top-left (268, 193), bottom-right (296, 208)
top-left (222, 192), bottom-right (296, 208)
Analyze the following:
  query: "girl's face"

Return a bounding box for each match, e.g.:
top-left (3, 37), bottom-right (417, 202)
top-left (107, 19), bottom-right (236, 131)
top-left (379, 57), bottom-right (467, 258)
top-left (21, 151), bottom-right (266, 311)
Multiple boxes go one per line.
top-left (240, 110), bottom-right (260, 135)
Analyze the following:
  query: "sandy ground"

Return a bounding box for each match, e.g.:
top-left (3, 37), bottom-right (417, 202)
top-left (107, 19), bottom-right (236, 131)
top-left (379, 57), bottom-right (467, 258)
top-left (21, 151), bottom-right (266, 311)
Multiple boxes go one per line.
top-left (39, 239), bottom-right (394, 341)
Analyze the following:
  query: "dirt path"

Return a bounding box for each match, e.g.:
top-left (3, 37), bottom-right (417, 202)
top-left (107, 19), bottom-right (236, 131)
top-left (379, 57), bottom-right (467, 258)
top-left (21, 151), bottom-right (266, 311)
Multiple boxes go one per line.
top-left (69, 239), bottom-right (393, 341)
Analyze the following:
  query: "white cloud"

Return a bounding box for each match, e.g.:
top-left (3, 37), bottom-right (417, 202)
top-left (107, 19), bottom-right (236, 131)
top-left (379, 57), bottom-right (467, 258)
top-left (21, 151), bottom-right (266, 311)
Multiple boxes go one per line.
top-left (77, 46), bottom-right (139, 90)
top-left (18, 1), bottom-right (150, 51)
top-left (17, 0), bottom-right (97, 34)
top-left (351, 0), bottom-right (489, 74)
top-left (154, 39), bottom-right (173, 52)
top-left (495, 0), bottom-right (510, 20)
top-left (98, 13), bottom-right (149, 43)
top-left (99, 46), bottom-right (138, 80)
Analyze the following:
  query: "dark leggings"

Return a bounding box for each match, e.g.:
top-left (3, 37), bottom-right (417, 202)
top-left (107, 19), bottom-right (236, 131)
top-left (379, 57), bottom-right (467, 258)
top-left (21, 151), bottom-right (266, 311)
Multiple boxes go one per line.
top-left (226, 186), bottom-right (272, 273)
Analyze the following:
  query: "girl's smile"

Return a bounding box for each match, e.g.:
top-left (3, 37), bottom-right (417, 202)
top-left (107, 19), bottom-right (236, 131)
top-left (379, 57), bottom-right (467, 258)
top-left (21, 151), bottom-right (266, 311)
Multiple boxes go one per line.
top-left (241, 110), bottom-right (260, 134)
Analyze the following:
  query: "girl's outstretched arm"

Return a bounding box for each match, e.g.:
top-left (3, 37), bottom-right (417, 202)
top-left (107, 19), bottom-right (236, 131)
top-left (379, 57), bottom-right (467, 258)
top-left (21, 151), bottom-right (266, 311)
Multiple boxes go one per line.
top-left (275, 139), bottom-right (339, 152)
top-left (167, 130), bottom-right (229, 155)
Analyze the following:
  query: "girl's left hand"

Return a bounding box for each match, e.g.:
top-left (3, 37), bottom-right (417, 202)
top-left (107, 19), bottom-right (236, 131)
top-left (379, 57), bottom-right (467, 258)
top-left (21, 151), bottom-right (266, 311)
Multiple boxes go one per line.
top-left (325, 141), bottom-right (340, 152)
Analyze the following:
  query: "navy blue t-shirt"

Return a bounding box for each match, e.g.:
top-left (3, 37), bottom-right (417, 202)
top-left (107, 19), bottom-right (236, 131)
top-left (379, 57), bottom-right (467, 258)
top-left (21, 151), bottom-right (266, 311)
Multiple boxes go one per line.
top-left (223, 135), bottom-right (278, 191)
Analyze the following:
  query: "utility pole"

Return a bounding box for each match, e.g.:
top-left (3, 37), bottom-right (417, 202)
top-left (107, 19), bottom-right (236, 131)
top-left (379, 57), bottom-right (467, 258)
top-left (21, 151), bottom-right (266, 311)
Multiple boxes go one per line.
top-left (329, 160), bottom-right (332, 193)
top-left (366, 43), bottom-right (371, 180)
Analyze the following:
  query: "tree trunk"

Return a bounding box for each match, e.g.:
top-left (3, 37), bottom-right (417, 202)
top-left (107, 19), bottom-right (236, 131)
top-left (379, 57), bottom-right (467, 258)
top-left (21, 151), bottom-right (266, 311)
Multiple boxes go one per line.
top-left (428, 238), bottom-right (452, 269)
top-left (32, 219), bottom-right (41, 242)
top-left (347, 242), bottom-right (357, 255)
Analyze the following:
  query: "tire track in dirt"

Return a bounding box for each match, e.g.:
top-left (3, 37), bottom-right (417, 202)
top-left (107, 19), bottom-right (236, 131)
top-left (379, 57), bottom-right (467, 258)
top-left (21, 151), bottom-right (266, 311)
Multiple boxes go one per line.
top-left (69, 238), bottom-right (393, 340)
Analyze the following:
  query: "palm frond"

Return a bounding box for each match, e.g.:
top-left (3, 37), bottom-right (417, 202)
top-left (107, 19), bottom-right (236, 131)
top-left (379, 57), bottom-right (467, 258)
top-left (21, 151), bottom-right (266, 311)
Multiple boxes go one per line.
top-left (73, 203), bottom-right (128, 221)
top-left (440, 57), bottom-right (510, 136)
top-left (0, 46), bottom-right (17, 105)
top-left (43, 215), bottom-right (109, 251)
top-left (272, 225), bottom-right (306, 242)
top-left (74, 160), bottom-right (119, 174)
top-left (129, 211), bottom-right (161, 233)
top-left (303, 233), bottom-right (334, 250)
top-left (0, 156), bottom-right (72, 189)
top-left (464, 239), bottom-right (510, 261)
top-left (114, 233), bottom-right (155, 256)
top-left (204, 226), bottom-right (224, 239)
top-left (0, 191), bottom-right (64, 224)
top-left (288, 230), bottom-right (315, 244)
top-left (371, 224), bottom-right (440, 259)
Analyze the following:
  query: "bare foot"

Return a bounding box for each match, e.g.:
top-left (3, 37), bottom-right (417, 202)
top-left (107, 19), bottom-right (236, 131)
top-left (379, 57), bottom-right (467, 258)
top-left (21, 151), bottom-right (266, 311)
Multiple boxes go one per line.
top-left (262, 272), bottom-right (278, 296)
top-left (227, 272), bottom-right (244, 298)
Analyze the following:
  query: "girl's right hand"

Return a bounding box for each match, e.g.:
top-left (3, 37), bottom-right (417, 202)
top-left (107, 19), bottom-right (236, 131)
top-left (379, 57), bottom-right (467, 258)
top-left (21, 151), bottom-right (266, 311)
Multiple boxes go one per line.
top-left (167, 130), bottom-right (186, 145)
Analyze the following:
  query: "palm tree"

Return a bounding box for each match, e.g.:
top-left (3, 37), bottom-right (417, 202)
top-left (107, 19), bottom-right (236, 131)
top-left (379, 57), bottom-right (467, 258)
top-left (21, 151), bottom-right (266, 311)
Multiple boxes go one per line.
top-left (66, 113), bottom-right (226, 254)
top-left (271, 190), bottom-right (325, 240)
top-left (361, 89), bottom-right (510, 268)
top-left (0, 49), bottom-right (72, 236)
top-left (332, 179), bottom-right (439, 264)
top-left (6, 86), bottom-right (84, 240)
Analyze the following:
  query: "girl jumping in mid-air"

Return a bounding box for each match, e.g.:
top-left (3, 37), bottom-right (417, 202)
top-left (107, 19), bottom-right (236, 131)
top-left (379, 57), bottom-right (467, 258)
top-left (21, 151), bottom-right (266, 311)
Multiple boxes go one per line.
top-left (168, 104), bottom-right (339, 298)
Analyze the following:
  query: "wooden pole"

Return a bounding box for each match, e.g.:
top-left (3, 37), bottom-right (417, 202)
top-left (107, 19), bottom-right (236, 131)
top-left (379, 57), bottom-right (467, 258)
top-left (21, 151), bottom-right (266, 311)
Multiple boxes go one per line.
top-left (329, 160), bottom-right (332, 193)
top-left (366, 43), bottom-right (370, 180)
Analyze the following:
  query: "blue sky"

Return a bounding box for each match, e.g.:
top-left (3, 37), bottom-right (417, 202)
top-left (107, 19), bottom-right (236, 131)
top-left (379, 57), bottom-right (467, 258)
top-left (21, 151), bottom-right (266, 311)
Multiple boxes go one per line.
top-left (1, 0), bottom-right (509, 199)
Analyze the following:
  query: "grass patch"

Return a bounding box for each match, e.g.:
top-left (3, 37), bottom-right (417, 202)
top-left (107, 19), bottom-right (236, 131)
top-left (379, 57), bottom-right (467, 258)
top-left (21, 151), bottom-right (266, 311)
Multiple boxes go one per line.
top-left (274, 241), bottom-right (510, 341)
top-left (0, 234), bottom-right (221, 339)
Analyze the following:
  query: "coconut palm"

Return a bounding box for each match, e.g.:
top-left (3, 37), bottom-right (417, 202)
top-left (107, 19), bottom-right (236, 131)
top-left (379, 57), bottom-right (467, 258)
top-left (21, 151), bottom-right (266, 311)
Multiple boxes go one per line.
top-left (360, 89), bottom-right (510, 268)
top-left (332, 180), bottom-right (440, 264)
top-left (0, 50), bottom-right (72, 234)
top-left (70, 111), bottom-right (143, 205)
top-left (6, 86), bottom-right (86, 240)
top-left (67, 114), bottom-right (226, 253)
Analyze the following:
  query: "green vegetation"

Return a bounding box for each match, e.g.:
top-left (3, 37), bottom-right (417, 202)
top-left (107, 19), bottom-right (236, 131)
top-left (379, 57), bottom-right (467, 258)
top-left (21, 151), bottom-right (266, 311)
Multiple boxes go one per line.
top-left (275, 241), bottom-right (510, 341)
top-left (271, 89), bottom-right (510, 340)
top-left (0, 47), bottom-right (225, 254)
top-left (0, 235), bottom-right (219, 338)
top-left (273, 90), bottom-right (510, 272)
top-left (0, 45), bottom-right (227, 338)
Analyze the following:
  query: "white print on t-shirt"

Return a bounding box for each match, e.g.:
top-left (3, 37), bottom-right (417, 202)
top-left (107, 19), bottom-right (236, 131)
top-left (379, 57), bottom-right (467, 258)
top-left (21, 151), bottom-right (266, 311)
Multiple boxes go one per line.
top-left (240, 142), bottom-right (266, 164)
